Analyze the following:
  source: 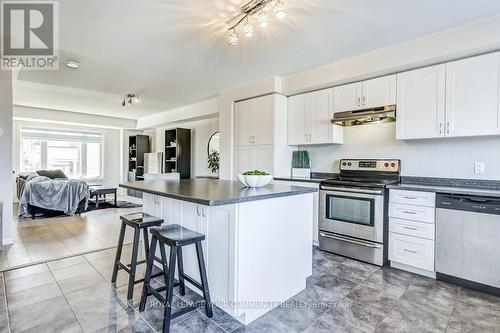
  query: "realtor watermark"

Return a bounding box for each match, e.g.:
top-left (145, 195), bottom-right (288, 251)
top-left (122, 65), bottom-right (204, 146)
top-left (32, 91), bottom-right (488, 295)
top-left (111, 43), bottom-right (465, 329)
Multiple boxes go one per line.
top-left (1, 1), bottom-right (59, 70)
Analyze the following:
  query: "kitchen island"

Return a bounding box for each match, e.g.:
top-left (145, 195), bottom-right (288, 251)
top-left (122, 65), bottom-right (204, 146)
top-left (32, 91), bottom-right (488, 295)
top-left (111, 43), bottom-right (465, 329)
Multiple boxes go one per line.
top-left (119, 179), bottom-right (316, 325)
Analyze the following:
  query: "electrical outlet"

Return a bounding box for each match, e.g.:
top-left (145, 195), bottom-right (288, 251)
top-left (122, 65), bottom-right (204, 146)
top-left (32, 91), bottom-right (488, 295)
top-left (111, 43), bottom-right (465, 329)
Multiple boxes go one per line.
top-left (474, 162), bottom-right (485, 174)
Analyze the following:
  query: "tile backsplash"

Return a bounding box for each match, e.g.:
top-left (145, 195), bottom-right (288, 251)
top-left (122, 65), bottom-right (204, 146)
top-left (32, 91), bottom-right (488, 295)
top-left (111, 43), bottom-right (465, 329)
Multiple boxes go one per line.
top-left (306, 122), bottom-right (500, 180)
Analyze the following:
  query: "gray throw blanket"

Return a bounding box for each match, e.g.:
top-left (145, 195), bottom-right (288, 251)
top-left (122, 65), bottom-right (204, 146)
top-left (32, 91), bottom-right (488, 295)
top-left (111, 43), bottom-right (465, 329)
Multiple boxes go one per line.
top-left (18, 176), bottom-right (89, 217)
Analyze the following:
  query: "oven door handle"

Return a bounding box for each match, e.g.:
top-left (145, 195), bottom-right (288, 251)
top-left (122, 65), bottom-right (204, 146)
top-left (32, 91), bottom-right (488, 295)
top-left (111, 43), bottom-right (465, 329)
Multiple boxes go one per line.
top-left (319, 232), bottom-right (383, 248)
top-left (320, 186), bottom-right (383, 195)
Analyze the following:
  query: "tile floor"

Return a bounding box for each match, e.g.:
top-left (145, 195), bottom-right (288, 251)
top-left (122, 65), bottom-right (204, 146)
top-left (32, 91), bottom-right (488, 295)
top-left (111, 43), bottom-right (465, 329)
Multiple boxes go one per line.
top-left (0, 246), bottom-right (499, 333)
top-left (1, 198), bottom-right (141, 270)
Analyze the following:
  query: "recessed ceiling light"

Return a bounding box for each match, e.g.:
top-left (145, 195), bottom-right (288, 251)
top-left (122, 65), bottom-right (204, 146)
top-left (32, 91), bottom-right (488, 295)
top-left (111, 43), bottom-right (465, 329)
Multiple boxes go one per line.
top-left (65, 60), bottom-right (80, 69)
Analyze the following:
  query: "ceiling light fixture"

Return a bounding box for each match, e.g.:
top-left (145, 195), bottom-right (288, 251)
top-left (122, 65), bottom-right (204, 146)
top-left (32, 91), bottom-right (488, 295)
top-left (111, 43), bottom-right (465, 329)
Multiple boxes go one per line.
top-left (257, 10), bottom-right (268, 28)
top-left (228, 29), bottom-right (239, 46)
top-left (226, 0), bottom-right (286, 46)
top-left (243, 19), bottom-right (254, 37)
top-left (122, 94), bottom-right (139, 107)
top-left (65, 60), bottom-right (80, 69)
top-left (274, 0), bottom-right (285, 20)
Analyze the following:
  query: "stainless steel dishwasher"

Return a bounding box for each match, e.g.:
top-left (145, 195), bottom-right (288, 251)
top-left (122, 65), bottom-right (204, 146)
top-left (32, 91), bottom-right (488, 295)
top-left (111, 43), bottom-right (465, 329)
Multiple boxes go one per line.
top-left (436, 193), bottom-right (500, 295)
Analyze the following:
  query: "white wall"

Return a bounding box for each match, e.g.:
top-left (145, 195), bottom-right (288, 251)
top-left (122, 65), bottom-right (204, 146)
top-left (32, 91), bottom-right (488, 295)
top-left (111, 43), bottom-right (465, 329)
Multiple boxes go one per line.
top-left (150, 118), bottom-right (220, 177)
top-left (306, 122), bottom-right (500, 180)
top-left (0, 71), bottom-right (13, 245)
top-left (13, 120), bottom-right (122, 191)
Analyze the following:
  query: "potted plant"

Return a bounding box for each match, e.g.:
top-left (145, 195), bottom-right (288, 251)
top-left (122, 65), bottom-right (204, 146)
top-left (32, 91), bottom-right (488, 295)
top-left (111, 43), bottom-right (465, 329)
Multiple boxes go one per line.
top-left (207, 150), bottom-right (220, 175)
top-left (292, 150), bottom-right (311, 179)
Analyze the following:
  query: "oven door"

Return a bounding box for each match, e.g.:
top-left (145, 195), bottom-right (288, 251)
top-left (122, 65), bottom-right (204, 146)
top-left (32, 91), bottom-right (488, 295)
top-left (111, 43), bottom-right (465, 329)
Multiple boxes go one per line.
top-left (319, 187), bottom-right (384, 243)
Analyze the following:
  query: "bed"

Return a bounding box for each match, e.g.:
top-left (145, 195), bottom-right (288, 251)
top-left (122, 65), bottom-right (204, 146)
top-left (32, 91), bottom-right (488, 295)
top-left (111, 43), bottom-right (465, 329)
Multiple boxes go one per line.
top-left (17, 170), bottom-right (89, 219)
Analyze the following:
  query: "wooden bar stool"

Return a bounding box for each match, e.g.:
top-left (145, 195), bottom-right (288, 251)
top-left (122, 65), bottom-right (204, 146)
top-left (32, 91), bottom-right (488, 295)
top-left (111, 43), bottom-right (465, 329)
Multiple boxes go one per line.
top-left (139, 224), bottom-right (213, 333)
top-left (111, 212), bottom-right (164, 300)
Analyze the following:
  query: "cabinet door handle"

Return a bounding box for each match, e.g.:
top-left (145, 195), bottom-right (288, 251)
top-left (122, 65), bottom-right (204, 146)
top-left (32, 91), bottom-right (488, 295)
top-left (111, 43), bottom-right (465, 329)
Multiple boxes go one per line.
top-left (446, 122), bottom-right (450, 135)
top-left (402, 210), bottom-right (418, 215)
top-left (403, 226), bottom-right (418, 231)
top-left (202, 207), bottom-right (206, 218)
top-left (439, 123), bottom-right (443, 135)
top-left (403, 196), bottom-right (419, 200)
top-left (403, 248), bottom-right (418, 254)
top-left (357, 97), bottom-right (361, 106)
top-left (196, 205), bottom-right (200, 216)
top-left (362, 96), bottom-right (366, 106)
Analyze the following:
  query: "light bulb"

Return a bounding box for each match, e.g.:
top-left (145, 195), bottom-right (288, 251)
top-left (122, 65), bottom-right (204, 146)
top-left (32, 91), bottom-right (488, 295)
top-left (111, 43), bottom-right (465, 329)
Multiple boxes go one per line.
top-left (275, 1), bottom-right (285, 20)
top-left (243, 21), bottom-right (254, 37)
top-left (228, 29), bottom-right (239, 46)
top-left (133, 95), bottom-right (139, 103)
top-left (258, 11), bottom-right (268, 28)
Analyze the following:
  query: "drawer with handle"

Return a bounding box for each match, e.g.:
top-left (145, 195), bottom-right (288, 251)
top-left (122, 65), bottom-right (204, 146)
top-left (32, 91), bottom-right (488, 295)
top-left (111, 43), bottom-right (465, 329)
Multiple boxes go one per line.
top-left (389, 202), bottom-right (435, 224)
top-left (389, 218), bottom-right (435, 240)
top-left (390, 189), bottom-right (435, 207)
top-left (389, 232), bottom-right (435, 271)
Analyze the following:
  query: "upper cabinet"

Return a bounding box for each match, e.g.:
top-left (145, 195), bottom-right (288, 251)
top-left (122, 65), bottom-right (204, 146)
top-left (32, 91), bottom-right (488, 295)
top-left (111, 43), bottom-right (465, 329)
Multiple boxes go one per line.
top-left (445, 52), bottom-right (500, 137)
top-left (234, 94), bottom-right (293, 178)
top-left (397, 52), bottom-right (500, 140)
top-left (287, 88), bottom-right (343, 145)
top-left (234, 95), bottom-right (275, 146)
top-left (396, 64), bottom-right (446, 140)
top-left (333, 75), bottom-right (397, 112)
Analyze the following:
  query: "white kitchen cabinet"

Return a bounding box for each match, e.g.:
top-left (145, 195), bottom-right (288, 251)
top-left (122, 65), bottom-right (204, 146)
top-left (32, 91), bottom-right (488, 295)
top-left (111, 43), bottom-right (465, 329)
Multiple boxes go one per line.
top-left (234, 94), bottom-right (293, 178)
top-left (235, 146), bottom-right (273, 176)
top-left (333, 75), bottom-right (396, 113)
top-left (389, 232), bottom-right (435, 272)
top-left (389, 189), bottom-right (436, 276)
top-left (333, 82), bottom-right (363, 112)
top-left (287, 93), bottom-right (307, 145)
top-left (143, 193), bottom-right (162, 218)
top-left (397, 52), bottom-right (500, 140)
top-left (445, 52), bottom-right (500, 137)
top-left (396, 65), bottom-right (446, 139)
top-left (362, 75), bottom-right (397, 109)
top-left (287, 88), bottom-right (343, 145)
top-left (234, 94), bottom-right (274, 146)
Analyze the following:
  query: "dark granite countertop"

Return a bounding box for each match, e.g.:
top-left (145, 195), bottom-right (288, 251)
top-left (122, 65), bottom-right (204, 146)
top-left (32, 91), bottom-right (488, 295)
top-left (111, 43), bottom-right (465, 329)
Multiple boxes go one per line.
top-left (273, 177), bottom-right (322, 184)
top-left (387, 177), bottom-right (500, 198)
top-left (120, 179), bottom-right (318, 206)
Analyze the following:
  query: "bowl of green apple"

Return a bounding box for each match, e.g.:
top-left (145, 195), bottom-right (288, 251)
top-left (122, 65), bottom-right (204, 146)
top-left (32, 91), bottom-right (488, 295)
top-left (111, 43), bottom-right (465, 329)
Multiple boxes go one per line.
top-left (237, 170), bottom-right (273, 188)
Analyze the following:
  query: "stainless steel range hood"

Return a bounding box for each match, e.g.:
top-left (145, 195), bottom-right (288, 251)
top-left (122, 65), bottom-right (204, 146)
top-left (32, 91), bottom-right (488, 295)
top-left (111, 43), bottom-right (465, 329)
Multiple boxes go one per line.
top-left (331, 105), bottom-right (396, 127)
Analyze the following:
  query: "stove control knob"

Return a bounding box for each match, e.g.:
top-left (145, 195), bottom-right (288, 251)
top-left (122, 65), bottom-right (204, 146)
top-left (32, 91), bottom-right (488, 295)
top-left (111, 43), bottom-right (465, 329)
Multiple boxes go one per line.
top-left (342, 162), bottom-right (347, 166)
top-left (384, 162), bottom-right (389, 167)
top-left (347, 162), bottom-right (352, 166)
top-left (391, 162), bottom-right (396, 168)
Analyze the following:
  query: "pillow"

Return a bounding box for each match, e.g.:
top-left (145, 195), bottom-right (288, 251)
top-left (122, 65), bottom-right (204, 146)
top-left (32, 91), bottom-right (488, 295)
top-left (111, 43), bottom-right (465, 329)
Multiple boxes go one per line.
top-left (18, 172), bottom-right (39, 180)
top-left (36, 169), bottom-right (68, 179)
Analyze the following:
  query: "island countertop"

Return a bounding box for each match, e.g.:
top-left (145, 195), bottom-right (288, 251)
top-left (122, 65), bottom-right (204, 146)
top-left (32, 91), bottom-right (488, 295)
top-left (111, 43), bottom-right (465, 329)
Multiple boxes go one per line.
top-left (119, 178), bottom-right (317, 206)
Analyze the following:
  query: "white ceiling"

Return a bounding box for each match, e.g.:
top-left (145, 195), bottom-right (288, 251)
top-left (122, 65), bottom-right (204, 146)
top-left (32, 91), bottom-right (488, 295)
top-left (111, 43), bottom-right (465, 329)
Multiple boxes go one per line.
top-left (13, 0), bottom-right (500, 119)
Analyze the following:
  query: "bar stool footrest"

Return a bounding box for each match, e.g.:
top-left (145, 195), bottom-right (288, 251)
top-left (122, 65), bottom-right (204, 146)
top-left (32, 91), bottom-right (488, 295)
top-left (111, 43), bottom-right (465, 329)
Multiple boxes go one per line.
top-left (171, 305), bottom-right (199, 320)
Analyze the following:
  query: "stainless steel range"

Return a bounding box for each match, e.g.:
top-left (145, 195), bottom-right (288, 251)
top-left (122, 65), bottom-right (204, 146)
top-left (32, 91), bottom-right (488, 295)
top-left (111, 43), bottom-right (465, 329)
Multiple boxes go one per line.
top-left (319, 159), bottom-right (400, 266)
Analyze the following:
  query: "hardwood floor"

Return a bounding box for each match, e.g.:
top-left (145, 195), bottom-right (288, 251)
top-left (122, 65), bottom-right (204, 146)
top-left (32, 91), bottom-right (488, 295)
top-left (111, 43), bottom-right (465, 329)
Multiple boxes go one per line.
top-left (1, 198), bottom-right (142, 271)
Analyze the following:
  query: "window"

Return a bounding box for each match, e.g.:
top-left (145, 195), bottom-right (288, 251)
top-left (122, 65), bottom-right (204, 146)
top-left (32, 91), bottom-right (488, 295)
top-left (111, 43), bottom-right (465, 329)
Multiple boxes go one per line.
top-left (20, 128), bottom-right (103, 179)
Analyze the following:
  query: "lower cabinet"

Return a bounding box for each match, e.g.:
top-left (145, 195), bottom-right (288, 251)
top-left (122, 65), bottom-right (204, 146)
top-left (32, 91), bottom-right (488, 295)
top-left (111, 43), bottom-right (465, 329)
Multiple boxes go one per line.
top-left (389, 232), bottom-right (435, 272)
top-left (149, 197), bottom-right (235, 307)
top-left (388, 189), bottom-right (436, 275)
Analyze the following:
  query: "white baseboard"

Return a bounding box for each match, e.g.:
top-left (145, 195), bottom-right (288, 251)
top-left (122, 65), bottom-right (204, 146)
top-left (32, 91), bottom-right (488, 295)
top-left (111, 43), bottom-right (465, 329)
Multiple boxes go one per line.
top-left (390, 261), bottom-right (436, 279)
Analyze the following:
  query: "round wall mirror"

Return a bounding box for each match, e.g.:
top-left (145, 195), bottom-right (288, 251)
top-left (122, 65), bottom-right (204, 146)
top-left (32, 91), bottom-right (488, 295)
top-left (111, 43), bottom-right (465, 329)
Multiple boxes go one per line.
top-left (207, 132), bottom-right (220, 175)
top-left (207, 131), bottom-right (220, 155)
